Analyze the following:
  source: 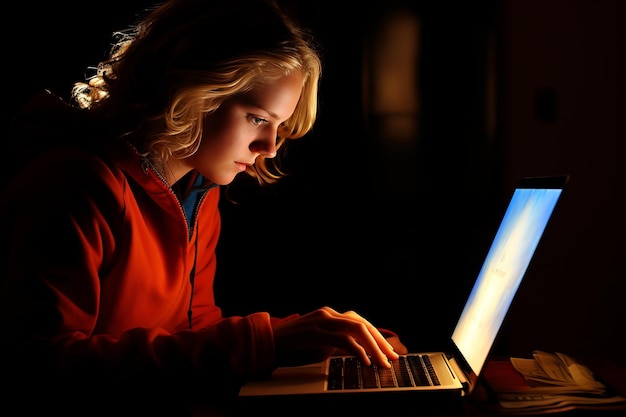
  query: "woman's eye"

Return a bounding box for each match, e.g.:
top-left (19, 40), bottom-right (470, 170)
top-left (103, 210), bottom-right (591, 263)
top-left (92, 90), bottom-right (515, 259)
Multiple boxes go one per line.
top-left (250, 116), bottom-right (268, 126)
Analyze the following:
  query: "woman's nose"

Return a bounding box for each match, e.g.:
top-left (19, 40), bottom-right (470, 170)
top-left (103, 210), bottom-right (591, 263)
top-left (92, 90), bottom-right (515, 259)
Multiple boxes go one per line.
top-left (251, 134), bottom-right (277, 158)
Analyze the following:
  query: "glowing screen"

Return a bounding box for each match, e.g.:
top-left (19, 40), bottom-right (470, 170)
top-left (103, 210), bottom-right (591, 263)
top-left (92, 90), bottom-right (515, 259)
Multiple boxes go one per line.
top-left (451, 186), bottom-right (563, 375)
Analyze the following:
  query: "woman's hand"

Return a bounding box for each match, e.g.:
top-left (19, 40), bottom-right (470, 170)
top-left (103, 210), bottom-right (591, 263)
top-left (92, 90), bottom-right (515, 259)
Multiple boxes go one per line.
top-left (385, 335), bottom-right (408, 355)
top-left (272, 306), bottom-right (401, 368)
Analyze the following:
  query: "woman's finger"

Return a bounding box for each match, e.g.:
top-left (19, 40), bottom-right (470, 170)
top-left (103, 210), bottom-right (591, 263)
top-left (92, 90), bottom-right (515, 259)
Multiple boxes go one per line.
top-left (314, 308), bottom-right (399, 367)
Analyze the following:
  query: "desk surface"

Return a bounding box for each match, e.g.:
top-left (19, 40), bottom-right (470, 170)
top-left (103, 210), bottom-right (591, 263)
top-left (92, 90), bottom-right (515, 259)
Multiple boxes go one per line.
top-left (188, 357), bottom-right (626, 417)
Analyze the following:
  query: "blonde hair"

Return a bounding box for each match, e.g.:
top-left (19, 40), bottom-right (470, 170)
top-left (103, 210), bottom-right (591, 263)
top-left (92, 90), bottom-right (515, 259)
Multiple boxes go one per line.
top-left (72, 0), bottom-right (321, 184)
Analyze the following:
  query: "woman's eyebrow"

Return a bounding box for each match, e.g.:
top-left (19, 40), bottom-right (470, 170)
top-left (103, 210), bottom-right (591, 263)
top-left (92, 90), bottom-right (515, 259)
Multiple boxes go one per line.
top-left (240, 96), bottom-right (281, 120)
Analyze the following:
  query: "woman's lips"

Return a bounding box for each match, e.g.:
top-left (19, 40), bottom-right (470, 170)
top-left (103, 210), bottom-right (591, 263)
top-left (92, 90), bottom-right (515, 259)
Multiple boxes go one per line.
top-left (235, 162), bottom-right (250, 171)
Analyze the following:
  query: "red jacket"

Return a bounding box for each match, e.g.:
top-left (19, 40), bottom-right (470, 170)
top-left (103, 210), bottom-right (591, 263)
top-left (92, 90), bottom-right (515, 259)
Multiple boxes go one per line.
top-left (0, 93), bottom-right (284, 402)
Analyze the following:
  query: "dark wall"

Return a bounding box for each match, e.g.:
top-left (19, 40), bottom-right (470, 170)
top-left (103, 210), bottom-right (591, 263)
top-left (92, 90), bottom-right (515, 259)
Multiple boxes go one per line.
top-left (5, 1), bottom-right (624, 366)
top-left (4, 2), bottom-right (155, 116)
top-left (215, 0), bottom-right (505, 354)
top-left (500, 0), bottom-right (626, 365)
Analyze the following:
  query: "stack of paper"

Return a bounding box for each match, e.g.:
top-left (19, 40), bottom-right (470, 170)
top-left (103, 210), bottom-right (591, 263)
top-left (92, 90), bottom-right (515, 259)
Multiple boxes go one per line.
top-left (486, 351), bottom-right (626, 411)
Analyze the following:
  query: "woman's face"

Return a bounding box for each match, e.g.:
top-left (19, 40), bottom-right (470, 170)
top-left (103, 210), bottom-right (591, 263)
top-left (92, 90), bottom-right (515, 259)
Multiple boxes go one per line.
top-left (180, 71), bottom-right (304, 186)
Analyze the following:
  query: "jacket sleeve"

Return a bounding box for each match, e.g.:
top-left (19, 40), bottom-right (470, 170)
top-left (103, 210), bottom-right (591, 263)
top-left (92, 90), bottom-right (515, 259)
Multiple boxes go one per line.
top-left (0, 149), bottom-right (277, 405)
top-left (184, 187), bottom-right (279, 380)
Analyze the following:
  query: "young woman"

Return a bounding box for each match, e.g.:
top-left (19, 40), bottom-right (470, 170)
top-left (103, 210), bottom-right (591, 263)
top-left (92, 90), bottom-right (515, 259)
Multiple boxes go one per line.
top-left (0, 0), bottom-right (406, 413)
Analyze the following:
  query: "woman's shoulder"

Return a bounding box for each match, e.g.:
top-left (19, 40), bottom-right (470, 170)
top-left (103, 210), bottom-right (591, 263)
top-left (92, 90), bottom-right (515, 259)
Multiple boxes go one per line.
top-left (7, 144), bottom-right (118, 196)
top-left (5, 90), bottom-right (131, 187)
top-left (10, 90), bottom-right (94, 137)
top-left (7, 91), bottom-right (101, 170)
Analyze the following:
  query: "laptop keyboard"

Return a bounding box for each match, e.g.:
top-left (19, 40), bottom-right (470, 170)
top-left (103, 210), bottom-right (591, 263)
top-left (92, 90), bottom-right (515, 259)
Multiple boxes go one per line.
top-left (327, 354), bottom-right (441, 390)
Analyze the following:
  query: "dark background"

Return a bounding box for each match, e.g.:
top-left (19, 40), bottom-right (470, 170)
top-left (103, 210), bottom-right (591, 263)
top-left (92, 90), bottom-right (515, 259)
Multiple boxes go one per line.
top-left (5, 0), bottom-right (625, 366)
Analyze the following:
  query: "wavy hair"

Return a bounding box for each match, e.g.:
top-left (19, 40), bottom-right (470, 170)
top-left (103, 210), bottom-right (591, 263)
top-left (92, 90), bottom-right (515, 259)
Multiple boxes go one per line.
top-left (71, 0), bottom-right (322, 184)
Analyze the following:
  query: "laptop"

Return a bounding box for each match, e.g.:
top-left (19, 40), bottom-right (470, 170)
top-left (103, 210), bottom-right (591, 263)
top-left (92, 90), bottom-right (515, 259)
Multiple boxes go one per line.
top-left (238, 175), bottom-right (569, 411)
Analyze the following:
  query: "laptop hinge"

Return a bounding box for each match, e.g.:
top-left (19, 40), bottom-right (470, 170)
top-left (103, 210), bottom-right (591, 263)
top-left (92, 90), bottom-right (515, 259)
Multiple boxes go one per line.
top-left (448, 356), bottom-right (471, 395)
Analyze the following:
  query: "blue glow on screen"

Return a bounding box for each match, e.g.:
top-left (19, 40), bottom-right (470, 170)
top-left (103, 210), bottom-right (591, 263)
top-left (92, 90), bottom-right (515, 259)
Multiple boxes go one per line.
top-left (451, 188), bottom-right (562, 374)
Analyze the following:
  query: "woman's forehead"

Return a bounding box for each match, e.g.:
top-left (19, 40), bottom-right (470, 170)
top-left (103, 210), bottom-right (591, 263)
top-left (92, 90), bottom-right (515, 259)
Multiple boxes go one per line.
top-left (238, 73), bottom-right (304, 119)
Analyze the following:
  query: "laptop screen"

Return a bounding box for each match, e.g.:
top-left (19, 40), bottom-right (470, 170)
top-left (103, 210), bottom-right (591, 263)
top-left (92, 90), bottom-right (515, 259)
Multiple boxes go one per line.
top-left (451, 176), bottom-right (568, 376)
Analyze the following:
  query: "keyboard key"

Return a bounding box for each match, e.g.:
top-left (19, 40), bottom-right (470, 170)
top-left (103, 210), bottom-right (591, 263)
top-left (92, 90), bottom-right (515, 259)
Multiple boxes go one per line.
top-left (407, 355), bottom-right (431, 386)
top-left (378, 365), bottom-right (396, 388)
top-left (344, 357), bottom-right (361, 389)
top-left (328, 358), bottom-right (344, 390)
top-left (361, 365), bottom-right (378, 388)
top-left (392, 357), bottom-right (414, 387)
top-left (422, 354), bottom-right (441, 385)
